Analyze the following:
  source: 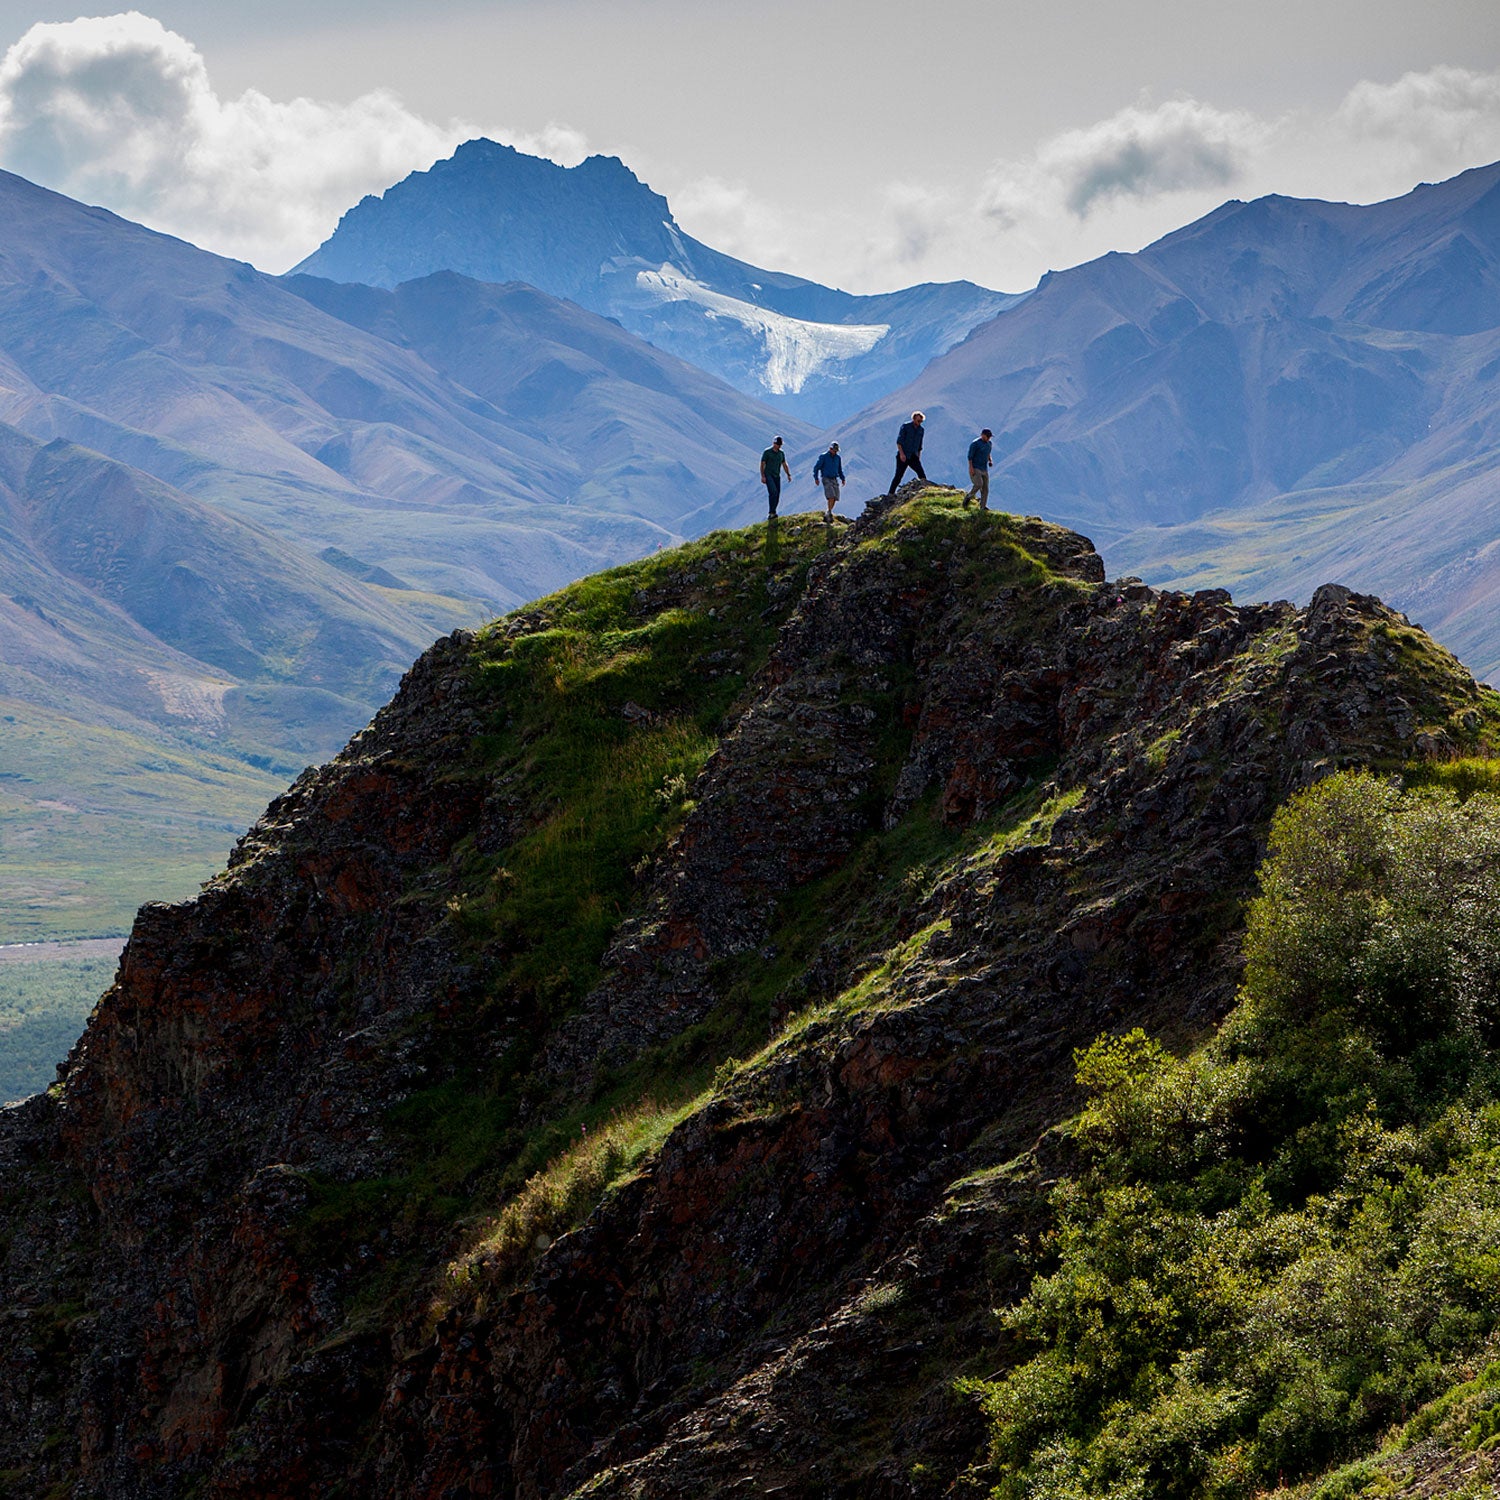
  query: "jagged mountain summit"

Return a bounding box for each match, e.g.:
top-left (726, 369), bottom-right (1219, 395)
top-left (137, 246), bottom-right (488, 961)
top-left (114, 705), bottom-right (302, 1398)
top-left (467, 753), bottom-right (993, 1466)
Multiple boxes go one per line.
top-left (796, 160), bottom-right (1500, 681)
top-left (292, 139), bottom-right (1020, 424)
top-left (4, 491), bottom-right (1497, 1497)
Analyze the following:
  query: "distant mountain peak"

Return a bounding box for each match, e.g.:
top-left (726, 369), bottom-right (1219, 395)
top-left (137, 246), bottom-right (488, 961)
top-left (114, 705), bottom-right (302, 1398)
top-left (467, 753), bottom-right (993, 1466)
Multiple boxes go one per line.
top-left (293, 139), bottom-right (1018, 423)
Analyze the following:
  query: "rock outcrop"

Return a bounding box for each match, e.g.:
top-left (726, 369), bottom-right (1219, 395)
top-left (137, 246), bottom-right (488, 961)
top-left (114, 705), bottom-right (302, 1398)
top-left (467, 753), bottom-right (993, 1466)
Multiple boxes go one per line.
top-left (4, 489), bottom-right (1497, 1499)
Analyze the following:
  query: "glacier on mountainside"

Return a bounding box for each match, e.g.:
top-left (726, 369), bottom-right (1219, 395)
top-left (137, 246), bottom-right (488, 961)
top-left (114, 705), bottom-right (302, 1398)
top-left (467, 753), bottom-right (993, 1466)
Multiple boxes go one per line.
top-left (630, 265), bottom-right (889, 395)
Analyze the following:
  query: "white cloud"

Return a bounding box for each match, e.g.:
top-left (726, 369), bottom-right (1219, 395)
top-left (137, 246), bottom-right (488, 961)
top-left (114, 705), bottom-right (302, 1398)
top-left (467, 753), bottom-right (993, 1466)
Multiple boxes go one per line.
top-left (982, 97), bottom-right (1268, 228)
top-left (0, 12), bottom-right (587, 271)
top-left (1046, 99), bottom-right (1266, 217)
top-left (796, 96), bottom-right (1277, 294)
top-left (1335, 65), bottom-right (1500, 179)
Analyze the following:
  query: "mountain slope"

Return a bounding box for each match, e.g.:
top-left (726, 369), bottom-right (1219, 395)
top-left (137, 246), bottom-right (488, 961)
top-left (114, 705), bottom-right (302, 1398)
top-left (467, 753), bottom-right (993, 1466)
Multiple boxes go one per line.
top-left (0, 168), bottom-right (815, 612)
top-left (0, 419), bottom-right (449, 945)
top-left (781, 162), bottom-right (1500, 680)
top-left (283, 271), bottom-right (812, 528)
top-left (293, 138), bottom-right (1020, 423)
top-left (0, 168), bottom-right (819, 939)
top-left (1, 430), bottom-right (441, 723)
top-left (3, 492), bottom-right (1497, 1497)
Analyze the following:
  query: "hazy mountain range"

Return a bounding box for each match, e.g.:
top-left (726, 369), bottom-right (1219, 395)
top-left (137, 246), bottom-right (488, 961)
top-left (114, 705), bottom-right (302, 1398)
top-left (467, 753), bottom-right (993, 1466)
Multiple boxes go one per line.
top-left (0, 169), bottom-right (813, 612)
top-left (5, 145), bottom-right (1500, 945)
top-left (0, 166), bottom-right (814, 935)
top-left (294, 139), bottom-right (1021, 424)
top-left (747, 161), bottom-right (1500, 678)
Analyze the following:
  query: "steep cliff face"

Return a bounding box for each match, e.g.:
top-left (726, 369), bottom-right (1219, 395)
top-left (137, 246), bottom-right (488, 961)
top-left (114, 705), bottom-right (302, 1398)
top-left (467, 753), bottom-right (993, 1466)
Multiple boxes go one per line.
top-left (3, 490), bottom-right (1497, 1499)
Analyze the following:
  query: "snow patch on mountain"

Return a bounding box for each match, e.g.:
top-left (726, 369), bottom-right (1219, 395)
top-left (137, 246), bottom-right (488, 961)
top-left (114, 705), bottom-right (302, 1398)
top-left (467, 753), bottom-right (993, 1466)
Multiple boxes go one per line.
top-left (632, 265), bottom-right (889, 394)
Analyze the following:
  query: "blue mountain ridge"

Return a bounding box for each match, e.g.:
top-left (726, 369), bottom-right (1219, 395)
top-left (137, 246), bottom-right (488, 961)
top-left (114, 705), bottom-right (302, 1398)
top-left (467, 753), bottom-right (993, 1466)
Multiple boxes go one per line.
top-left (708, 162), bottom-right (1500, 681)
top-left (0, 166), bottom-right (818, 938)
top-left (293, 139), bottom-right (1022, 425)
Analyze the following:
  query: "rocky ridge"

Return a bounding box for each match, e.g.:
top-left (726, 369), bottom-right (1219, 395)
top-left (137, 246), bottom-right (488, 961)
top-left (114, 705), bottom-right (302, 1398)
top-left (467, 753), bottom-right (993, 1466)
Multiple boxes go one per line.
top-left (3, 487), bottom-right (1497, 1498)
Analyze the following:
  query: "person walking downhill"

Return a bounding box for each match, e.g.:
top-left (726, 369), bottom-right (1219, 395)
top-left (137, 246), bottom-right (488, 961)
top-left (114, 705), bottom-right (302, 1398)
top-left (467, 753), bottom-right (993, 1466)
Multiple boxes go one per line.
top-left (887, 411), bottom-right (927, 494)
top-left (760, 435), bottom-right (792, 519)
top-left (964, 428), bottom-right (993, 510)
top-left (812, 441), bottom-right (845, 523)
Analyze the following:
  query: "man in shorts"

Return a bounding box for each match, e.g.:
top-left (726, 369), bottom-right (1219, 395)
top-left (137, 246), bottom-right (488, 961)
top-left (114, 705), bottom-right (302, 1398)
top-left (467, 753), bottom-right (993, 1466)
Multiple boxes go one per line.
top-left (812, 442), bottom-right (845, 523)
top-left (760, 436), bottom-right (792, 518)
top-left (964, 428), bottom-right (993, 510)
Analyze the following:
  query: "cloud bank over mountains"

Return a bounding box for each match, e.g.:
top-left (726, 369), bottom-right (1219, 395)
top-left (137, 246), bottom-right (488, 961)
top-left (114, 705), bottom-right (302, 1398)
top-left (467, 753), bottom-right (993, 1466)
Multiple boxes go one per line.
top-left (645, 68), bottom-right (1500, 293)
top-left (0, 12), bottom-right (583, 270)
top-left (882, 71), bottom-right (1500, 293)
top-left (0, 11), bottom-right (1498, 291)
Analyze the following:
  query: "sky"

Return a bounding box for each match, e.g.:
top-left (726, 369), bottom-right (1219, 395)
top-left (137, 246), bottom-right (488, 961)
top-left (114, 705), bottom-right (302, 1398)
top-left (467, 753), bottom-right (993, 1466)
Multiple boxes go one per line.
top-left (0, 1), bottom-right (1497, 294)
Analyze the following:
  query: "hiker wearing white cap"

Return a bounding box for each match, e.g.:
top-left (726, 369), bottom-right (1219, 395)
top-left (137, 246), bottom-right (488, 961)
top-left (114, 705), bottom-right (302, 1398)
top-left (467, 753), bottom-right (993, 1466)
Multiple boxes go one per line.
top-left (888, 412), bottom-right (927, 494)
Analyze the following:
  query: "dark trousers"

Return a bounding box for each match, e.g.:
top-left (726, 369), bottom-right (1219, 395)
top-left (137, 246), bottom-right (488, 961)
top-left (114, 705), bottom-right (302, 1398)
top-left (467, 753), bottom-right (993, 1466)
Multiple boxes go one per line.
top-left (765, 474), bottom-right (782, 516)
top-left (888, 453), bottom-right (927, 493)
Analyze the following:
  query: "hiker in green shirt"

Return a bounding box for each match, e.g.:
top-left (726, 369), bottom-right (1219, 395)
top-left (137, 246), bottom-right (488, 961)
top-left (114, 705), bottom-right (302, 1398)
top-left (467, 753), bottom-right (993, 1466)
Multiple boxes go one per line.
top-left (760, 436), bottom-right (792, 519)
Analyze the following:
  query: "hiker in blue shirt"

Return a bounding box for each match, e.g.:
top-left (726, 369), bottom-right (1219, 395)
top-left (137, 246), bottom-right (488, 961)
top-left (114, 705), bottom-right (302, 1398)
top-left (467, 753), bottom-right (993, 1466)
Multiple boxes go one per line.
top-left (964, 428), bottom-right (993, 510)
top-left (887, 411), bottom-right (927, 494)
top-left (812, 442), bottom-right (845, 524)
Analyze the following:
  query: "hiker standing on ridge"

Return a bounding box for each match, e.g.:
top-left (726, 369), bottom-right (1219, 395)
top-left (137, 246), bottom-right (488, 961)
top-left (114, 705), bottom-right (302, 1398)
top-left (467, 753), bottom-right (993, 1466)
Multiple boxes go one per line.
top-left (888, 411), bottom-right (927, 494)
top-left (761, 436), bottom-right (792, 519)
top-left (812, 442), bottom-right (845, 523)
top-left (964, 428), bottom-right (993, 510)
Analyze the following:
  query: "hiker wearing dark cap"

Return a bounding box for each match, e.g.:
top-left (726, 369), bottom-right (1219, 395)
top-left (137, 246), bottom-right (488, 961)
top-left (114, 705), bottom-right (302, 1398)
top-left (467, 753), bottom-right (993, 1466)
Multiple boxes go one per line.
top-left (761, 436), bottom-right (792, 519)
top-left (812, 442), bottom-right (845, 523)
top-left (964, 428), bottom-right (993, 510)
top-left (888, 411), bottom-right (927, 494)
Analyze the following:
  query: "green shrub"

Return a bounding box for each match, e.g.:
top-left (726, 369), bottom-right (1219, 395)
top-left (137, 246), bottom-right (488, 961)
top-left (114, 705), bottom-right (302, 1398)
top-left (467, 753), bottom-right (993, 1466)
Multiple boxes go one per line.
top-left (1245, 773), bottom-right (1500, 1052)
top-left (967, 773), bottom-right (1500, 1499)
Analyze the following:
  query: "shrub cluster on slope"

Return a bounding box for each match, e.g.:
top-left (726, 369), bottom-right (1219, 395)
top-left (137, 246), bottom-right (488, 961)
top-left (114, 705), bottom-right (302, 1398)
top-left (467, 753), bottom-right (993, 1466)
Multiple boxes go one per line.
top-left (965, 768), bottom-right (1500, 1499)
